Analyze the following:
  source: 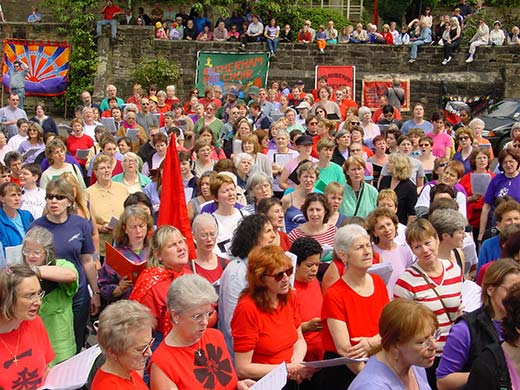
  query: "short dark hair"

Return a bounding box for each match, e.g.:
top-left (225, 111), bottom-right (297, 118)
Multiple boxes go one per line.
top-left (230, 214), bottom-right (271, 258)
top-left (290, 237), bottom-right (322, 265)
top-left (301, 193), bottom-right (330, 223)
top-left (430, 183), bottom-right (456, 203)
top-left (21, 163), bottom-right (42, 179)
top-left (502, 284), bottom-right (520, 344)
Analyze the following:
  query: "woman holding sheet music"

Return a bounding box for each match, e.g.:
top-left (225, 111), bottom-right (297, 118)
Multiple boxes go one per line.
top-left (98, 205), bottom-right (153, 305)
top-left (0, 264), bottom-right (54, 390)
top-left (459, 148), bottom-right (494, 241)
top-left (321, 224), bottom-right (389, 390)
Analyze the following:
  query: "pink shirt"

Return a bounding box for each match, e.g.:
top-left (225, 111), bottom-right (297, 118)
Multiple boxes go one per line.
top-left (427, 131), bottom-right (453, 158)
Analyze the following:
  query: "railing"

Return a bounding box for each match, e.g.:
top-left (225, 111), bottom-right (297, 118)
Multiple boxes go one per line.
top-left (300, 0), bottom-right (364, 21)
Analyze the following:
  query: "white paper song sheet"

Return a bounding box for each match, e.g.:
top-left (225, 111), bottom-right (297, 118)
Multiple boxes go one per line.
top-left (251, 362), bottom-right (287, 390)
top-left (302, 356), bottom-right (368, 369)
top-left (40, 345), bottom-right (102, 390)
top-left (461, 279), bottom-right (482, 314)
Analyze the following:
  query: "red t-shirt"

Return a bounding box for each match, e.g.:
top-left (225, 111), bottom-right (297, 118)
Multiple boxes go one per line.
top-left (232, 291), bottom-right (301, 364)
top-left (186, 257), bottom-right (229, 285)
top-left (103, 5), bottom-right (122, 20)
top-left (321, 274), bottom-right (389, 353)
top-left (150, 328), bottom-right (238, 390)
top-left (294, 278), bottom-right (324, 361)
top-left (0, 316), bottom-right (54, 390)
top-left (66, 134), bottom-right (94, 166)
top-left (92, 369), bottom-right (148, 390)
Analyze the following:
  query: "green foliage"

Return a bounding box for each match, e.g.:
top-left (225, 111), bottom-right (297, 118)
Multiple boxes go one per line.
top-left (133, 57), bottom-right (182, 89)
top-left (461, 10), bottom-right (520, 44)
top-left (275, 7), bottom-right (352, 31)
top-left (379, 0), bottom-right (413, 23)
top-left (444, 0), bottom-right (520, 6)
top-left (43, 0), bottom-right (98, 111)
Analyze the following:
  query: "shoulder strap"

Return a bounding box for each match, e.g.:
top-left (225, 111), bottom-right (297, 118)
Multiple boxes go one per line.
top-left (353, 183), bottom-right (365, 216)
top-left (411, 265), bottom-right (454, 325)
top-left (453, 248), bottom-right (463, 270)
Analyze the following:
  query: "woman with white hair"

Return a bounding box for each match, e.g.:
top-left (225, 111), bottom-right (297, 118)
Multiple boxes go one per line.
top-left (378, 153), bottom-right (417, 225)
top-left (112, 152), bottom-right (151, 193)
top-left (234, 152), bottom-right (254, 190)
top-left (150, 274), bottom-right (256, 390)
top-left (243, 172), bottom-right (273, 214)
top-left (465, 19), bottom-right (490, 63)
top-left (190, 213), bottom-right (229, 287)
top-left (358, 106), bottom-right (380, 150)
top-left (92, 300), bottom-right (156, 389)
top-left (241, 134), bottom-right (272, 177)
top-left (321, 224), bottom-right (390, 390)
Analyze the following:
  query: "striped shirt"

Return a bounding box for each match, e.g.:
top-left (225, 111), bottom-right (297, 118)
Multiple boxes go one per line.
top-left (394, 259), bottom-right (463, 355)
top-left (287, 223), bottom-right (336, 247)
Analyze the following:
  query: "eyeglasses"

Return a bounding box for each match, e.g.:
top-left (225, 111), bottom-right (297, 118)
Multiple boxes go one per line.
top-left (308, 122), bottom-right (318, 125)
top-left (349, 122), bottom-right (360, 125)
top-left (22, 249), bottom-right (44, 257)
top-left (419, 143), bottom-right (431, 147)
top-left (421, 329), bottom-right (441, 349)
top-left (438, 162), bottom-right (448, 168)
top-left (45, 193), bottom-right (68, 201)
top-left (21, 290), bottom-right (45, 302)
top-left (134, 337), bottom-right (155, 355)
top-left (457, 136), bottom-right (470, 141)
top-left (191, 310), bottom-right (215, 323)
top-left (263, 266), bottom-right (294, 281)
top-left (198, 231), bottom-right (217, 240)
top-left (513, 144), bottom-right (520, 148)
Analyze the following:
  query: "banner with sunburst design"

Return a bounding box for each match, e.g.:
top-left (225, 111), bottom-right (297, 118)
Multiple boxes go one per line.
top-left (2, 39), bottom-right (71, 96)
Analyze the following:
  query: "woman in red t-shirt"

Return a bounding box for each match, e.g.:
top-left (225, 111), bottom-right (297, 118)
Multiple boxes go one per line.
top-left (92, 300), bottom-right (155, 389)
top-left (0, 265), bottom-right (55, 390)
top-left (257, 197), bottom-right (291, 251)
top-left (149, 274), bottom-right (255, 390)
top-left (321, 224), bottom-right (390, 390)
top-left (231, 245), bottom-right (318, 385)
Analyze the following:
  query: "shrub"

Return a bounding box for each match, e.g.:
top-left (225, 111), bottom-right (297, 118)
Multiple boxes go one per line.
top-left (133, 57), bottom-right (182, 90)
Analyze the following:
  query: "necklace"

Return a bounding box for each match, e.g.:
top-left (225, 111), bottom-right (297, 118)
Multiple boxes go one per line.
top-left (0, 328), bottom-right (21, 366)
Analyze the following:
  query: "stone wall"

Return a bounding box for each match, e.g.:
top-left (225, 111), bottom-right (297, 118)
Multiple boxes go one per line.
top-left (100, 25), bottom-right (519, 116)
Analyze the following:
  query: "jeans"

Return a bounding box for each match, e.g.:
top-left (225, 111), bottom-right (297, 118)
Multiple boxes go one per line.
top-left (410, 39), bottom-right (428, 59)
top-left (443, 39), bottom-right (461, 60)
top-left (72, 287), bottom-right (91, 353)
top-left (96, 19), bottom-right (118, 38)
top-left (267, 38), bottom-right (278, 52)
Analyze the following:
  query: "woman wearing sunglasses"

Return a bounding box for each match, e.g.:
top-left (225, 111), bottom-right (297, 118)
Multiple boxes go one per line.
top-left (150, 274), bottom-right (256, 390)
top-left (321, 224), bottom-right (389, 390)
top-left (232, 245), bottom-right (317, 387)
top-left (92, 300), bottom-right (155, 389)
top-left (31, 177), bottom-right (99, 353)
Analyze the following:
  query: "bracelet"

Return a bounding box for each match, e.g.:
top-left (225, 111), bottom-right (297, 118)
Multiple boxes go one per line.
top-left (92, 253), bottom-right (100, 261)
top-left (93, 291), bottom-right (101, 296)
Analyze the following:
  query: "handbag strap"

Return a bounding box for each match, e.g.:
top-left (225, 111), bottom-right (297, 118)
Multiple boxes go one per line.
top-left (411, 265), bottom-right (454, 324)
top-left (353, 183), bottom-right (365, 216)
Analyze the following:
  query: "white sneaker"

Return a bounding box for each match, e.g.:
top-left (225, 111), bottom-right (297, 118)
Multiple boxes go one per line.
top-left (465, 56), bottom-right (474, 63)
top-left (446, 56), bottom-right (452, 63)
top-left (408, 58), bottom-right (416, 63)
top-left (441, 59), bottom-right (448, 65)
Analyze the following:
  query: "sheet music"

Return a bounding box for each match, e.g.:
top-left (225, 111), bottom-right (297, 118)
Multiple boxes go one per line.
top-left (101, 117), bottom-right (116, 134)
top-left (302, 356), bottom-right (367, 368)
top-left (5, 244), bottom-right (23, 266)
top-left (126, 128), bottom-right (140, 142)
top-left (40, 345), bottom-right (102, 390)
top-left (251, 362), bottom-right (287, 390)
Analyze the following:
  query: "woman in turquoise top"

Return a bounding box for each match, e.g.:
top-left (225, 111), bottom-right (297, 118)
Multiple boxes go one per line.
top-left (340, 156), bottom-right (378, 217)
top-left (22, 226), bottom-right (78, 366)
top-left (315, 137), bottom-right (346, 192)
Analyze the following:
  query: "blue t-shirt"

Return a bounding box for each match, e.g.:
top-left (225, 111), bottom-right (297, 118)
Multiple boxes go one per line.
top-left (401, 119), bottom-right (433, 135)
top-left (30, 215), bottom-right (94, 294)
top-left (10, 213), bottom-right (25, 238)
top-left (348, 355), bottom-right (431, 390)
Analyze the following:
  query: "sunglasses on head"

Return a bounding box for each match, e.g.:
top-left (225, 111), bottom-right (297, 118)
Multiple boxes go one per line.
top-left (263, 266), bottom-right (294, 281)
top-left (45, 193), bottom-right (67, 201)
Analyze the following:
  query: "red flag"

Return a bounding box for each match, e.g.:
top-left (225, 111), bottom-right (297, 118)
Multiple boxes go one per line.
top-left (157, 136), bottom-right (196, 259)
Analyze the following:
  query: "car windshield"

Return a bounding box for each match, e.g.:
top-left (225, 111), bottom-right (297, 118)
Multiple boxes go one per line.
top-left (486, 101), bottom-right (520, 118)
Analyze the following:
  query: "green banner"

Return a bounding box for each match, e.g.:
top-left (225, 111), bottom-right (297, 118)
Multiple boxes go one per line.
top-left (195, 51), bottom-right (270, 95)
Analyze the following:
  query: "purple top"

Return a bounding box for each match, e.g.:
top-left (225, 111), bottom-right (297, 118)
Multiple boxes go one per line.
top-left (483, 173), bottom-right (520, 206)
top-left (436, 317), bottom-right (502, 378)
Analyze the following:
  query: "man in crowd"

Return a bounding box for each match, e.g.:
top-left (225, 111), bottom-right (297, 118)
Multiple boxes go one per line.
top-left (0, 93), bottom-right (28, 138)
top-left (8, 61), bottom-right (28, 110)
top-left (95, 0), bottom-right (123, 42)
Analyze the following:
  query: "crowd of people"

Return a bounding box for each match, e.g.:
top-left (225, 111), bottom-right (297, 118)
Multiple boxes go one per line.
top-left (95, 0), bottom-right (520, 60)
top-left (1, 48), bottom-right (520, 389)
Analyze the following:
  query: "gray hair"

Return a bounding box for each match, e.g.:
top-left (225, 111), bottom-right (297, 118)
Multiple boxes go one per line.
top-left (23, 226), bottom-right (56, 265)
top-left (233, 152), bottom-right (254, 168)
top-left (192, 213), bottom-right (218, 235)
top-left (335, 224), bottom-right (370, 254)
top-left (166, 274), bottom-right (218, 313)
top-left (358, 106), bottom-right (371, 118)
top-left (512, 122), bottom-right (520, 132)
top-left (246, 172), bottom-right (272, 195)
top-left (429, 209), bottom-right (467, 240)
top-left (124, 103), bottom-right (138, 114)
top-left (468, 118), bottom-right (485, 130)
top-left (275, 128), bottom-right (290, 140)
top-left (97, 300), bottom-right (156, 355)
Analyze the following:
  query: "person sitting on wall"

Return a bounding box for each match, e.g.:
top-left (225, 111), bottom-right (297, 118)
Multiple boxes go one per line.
top-left (95, 0), bottom-right (123, 42)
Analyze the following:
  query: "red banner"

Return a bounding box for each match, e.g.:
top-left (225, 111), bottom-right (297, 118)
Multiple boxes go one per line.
top-left (315, 65), bottom-right (356, 96)
top-left (361, 79), bottom-right (410, 111)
